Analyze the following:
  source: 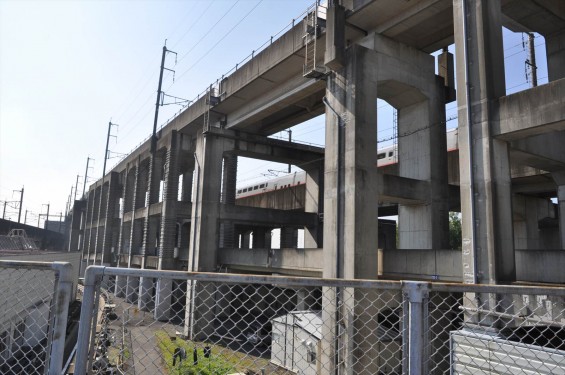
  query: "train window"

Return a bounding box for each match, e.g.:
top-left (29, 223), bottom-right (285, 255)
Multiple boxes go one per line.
top-left (253, 185), bottom-right (258, 190)
top-left (243, 188), bottom-right (248, 193)
top-left (377, 153), bottom-right (385, 159)
top-left (260, 184), bottom-right (265, 188)
top-left (388, 152), bottom-right (393, 157)
top-left (237, 190), bottom-right (242, 194)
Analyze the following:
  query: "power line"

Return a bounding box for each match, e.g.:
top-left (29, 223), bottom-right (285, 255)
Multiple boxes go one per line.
top-left (173, 0), bottom-right (265, 85)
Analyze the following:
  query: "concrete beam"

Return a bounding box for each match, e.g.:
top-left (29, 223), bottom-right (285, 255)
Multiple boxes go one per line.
top-left (205, 127), bottom-right (324, 165)
top-left (220, 205), bottom-right (318, 227)
top-left (494, 80), bottom-right (565, 140)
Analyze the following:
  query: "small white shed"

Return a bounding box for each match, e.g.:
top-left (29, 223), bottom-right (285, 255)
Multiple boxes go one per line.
top-left (271, 311), bottom-right (322, 375)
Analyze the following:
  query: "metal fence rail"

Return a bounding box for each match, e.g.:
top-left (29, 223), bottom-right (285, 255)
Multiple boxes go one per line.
top-left (0, 260), bottom-right (73, 375)
top-left (75, 266), bottom-right (565, 375)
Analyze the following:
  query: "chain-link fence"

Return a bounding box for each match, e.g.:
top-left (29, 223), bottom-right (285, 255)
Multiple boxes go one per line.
top-left (75, 266), bottom-right (565, 375)
top-left (0, 260), bottom-right (73, 375)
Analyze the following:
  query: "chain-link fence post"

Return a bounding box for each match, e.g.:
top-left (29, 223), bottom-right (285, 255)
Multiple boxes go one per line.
top-left (403, 281), bottom-right (430, 375)
top-left (47, 262), bottom-right (73, 375)
top-left (75, 265), bottom-right (105, 375)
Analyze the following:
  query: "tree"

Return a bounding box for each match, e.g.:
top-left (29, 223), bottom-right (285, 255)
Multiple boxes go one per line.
top-left (449, 212), bottom-right (462, 250)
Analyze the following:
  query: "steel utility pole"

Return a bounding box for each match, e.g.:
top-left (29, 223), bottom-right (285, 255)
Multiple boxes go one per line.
top-left (83, 156), bottom-right (94, 198)
top-left (102, 122), bottom-right (118, 181)
top-left (2, 201), bottom-right (6, 219)
top-left (151, 44), bottom-right (177, 153)
top-left (74, 174), bottom-right (81, 202)
top-left (287, 130), bottom-right (292, 173)
top-left (527, 33), bottom-right (537, 87)
top-left (15, 187), bottom-right (24, 223)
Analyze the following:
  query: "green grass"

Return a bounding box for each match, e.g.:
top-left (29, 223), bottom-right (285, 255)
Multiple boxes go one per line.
top-left (155, 331), bottom-right (236, 375)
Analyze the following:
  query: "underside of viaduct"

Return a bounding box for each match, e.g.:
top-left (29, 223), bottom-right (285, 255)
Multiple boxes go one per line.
top-left (67, 0), bottom-right (565, 326)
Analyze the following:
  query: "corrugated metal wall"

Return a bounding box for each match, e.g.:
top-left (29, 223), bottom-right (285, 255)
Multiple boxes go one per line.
top-left (451, 330), bottom-right (565, 374)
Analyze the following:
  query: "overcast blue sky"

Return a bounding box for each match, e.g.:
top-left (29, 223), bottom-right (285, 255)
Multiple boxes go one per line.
top-left (0, 0), bottom-right (548, 227)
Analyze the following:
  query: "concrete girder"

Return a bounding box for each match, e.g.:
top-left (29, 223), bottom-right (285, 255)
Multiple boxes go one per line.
top-left (494, 80), bottom-right (565, 141)
top-left (510, 131), bottom-right (565, 172)
top-left (223, 75), bottom-right (326, 134)
top-left (206, 127), bottom-right (324, 166)
top-left (220, 205), bottom-right (318, 228)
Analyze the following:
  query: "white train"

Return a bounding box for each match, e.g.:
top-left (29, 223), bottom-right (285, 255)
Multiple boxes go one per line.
top-left (236, 128), bottom-right (458, 199)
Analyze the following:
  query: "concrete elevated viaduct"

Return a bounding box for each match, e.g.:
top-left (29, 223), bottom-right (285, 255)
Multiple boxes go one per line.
top-left (68, 0), bottom-right (565, 333)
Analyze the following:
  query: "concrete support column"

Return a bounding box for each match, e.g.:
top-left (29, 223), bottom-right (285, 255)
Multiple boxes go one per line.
top-left (454, 0), bottom-right (515, 283)
top-left (188, 131), bottom-right (234, 271)
top-left (552, 172), bottom-right (565, 249)
top-left (115, 164), bottom-right (134, 278)
top-left (323, 44), bottom-right (379, 279)
top-left (138, 276), bottom-right (154, 311)
top-left (546, 29), bottom-right (565, 82)
top-left (91, 185), bottom-right (104, 264)
top-left (252, 228), bottom-right (268, 248)
top-left (186, 130), bottom-right (233, 339)
top-left (141, 153), bottom-right (163, 263)
top-left (130, 219), bottom-right (144, 255)
top-left (154, 278), bottom-right (173, 322)
top-left (86, 186), bottom-right (100, 266)
top-left (398, 95), bottom-right (448, 249)
top-left (513, 194), bottom-right (559, 249)
top-left (222, 154), bottom-right (238, 205)
top-left (125, 275), bottom-right (139, 304)
top-left (67, 200), bottom-right (85, 252)
top-left (159, 131), bottom-right (180, 271)
top-left (322, 44), bottom-right (380, 375)
top-left (280, 227), bottom-right (298, 248)
top-left (135, 160), bottom-right (148, 210)
top-left (115, 274), bottom-right (128, 298)
top-left (304, 163), bottom-right (324, 248)
top-left (241, 231), bottom-right (251, 249)
top-left (181, 170), bottom-right (194, 202)
top-left (219, 221), bottom-right (235, 248)
top-left (101, 173), bottom-right (121, 266)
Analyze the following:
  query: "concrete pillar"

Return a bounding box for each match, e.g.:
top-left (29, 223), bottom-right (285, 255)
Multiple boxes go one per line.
top-left (323, 44), bottom-right (379, 279)
top-left (397, 95), bottom-right (449, 249)
top-left (513, 194), bottom-right (559, 249)
top-left (91, 185), bottom-right (104, 264)
top-left (115, 165), bottom-right (133, 275)
top-left (159, 131), bottom-right (180, 271)
top-left (138, 277), bottom-right (154, 311)
top-left (322, 44), bottom-right (380, 375)
top-left (219, 221), bottom-right (236, 248)
top-left (252, 228), bottom-right (266, 248)
top-left (125, 275), bottom-right (139, 304)
top-left (546, 29), bottom-right (565, 82)
top-left (222, 154), bottom-right (238, 204)
top-left (553, 172), bottom-right (565, 249)
top-left (241, 231), bottom-right (251, 249)
top-left (85, 186), bottom-right (99, 266)
top-left (181, 170), bottom-right (194, 202)
top-left (454, 0), bottom-right (515, 284)
top-left (141, 153), bottom-right (163, 264)
top-left (188, 131), bottom-right (234, 271)
top-left (218, 154), bottom-right (238, 250)
top-left (67, 200), bottom-right (86, 252)
top-left (186, 130), bottom-right (233, 339)
top-left (154, 278), bottom-right (173, 321)
top-left (280, 227), bottom-right (298, 248)
top-left (304, 163), bottom-right (323, 248)
top-left (114, 274), bottom-right (128, 298)
top-left (101, 172), bottom-right (121, 266)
